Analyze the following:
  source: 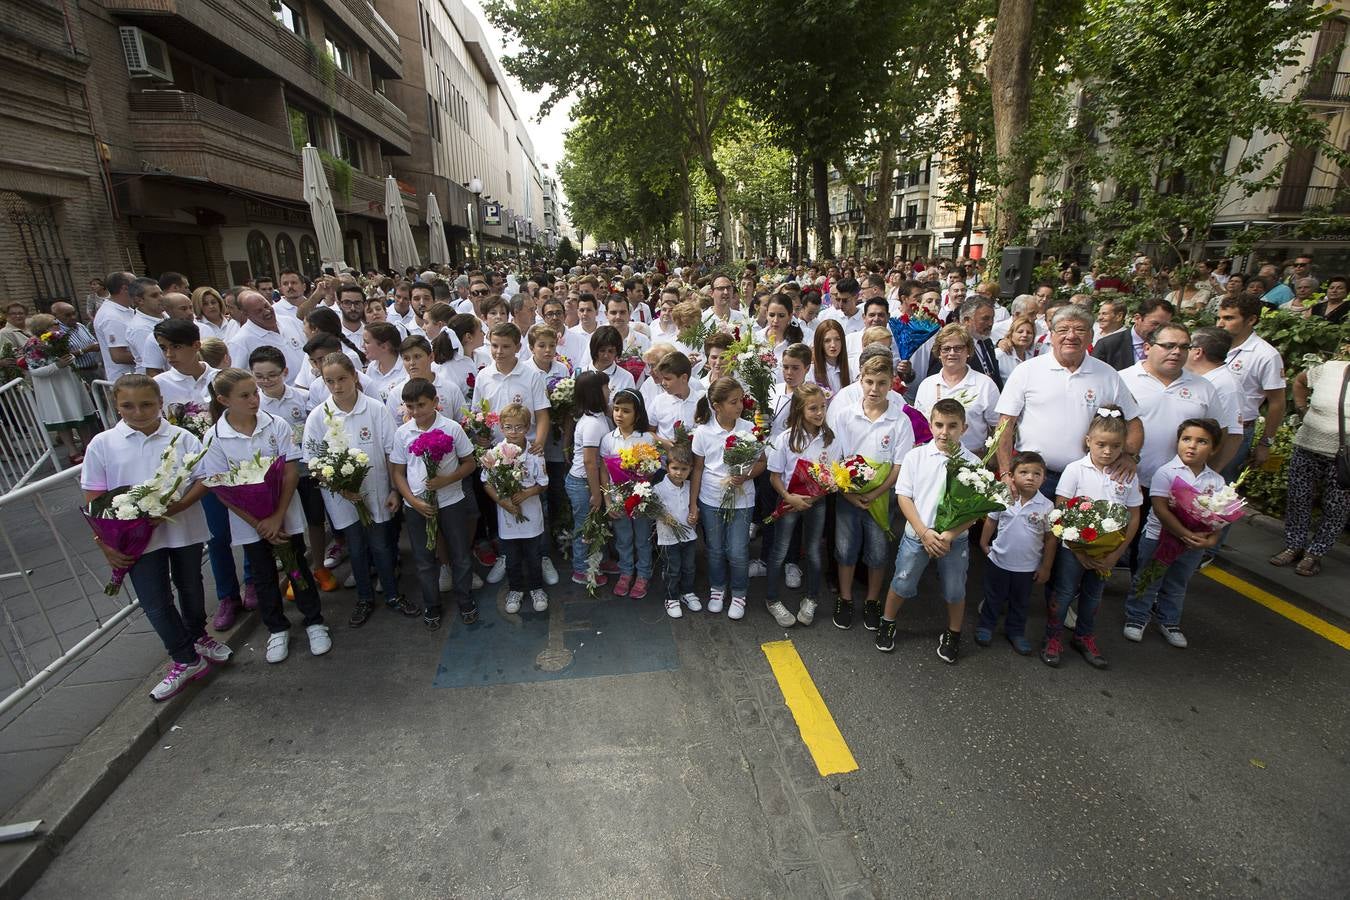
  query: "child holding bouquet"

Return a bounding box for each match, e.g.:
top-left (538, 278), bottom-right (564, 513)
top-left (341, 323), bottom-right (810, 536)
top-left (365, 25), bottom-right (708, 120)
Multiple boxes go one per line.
top-left (303, 353), bottom-right (417, 629)
top-left (1044, 405), bottom-right (1143, 670)
top-left (1122, 418), bottom-right (1227, 649)
top-left (691, 377), bottom-right (765, 620)
top-left (82, 374), bottom-right (227, 700)
top-left (389, 378), bottom-right (478, 630)
top-left (599, 388), bottom-right (659, 599)
top-left (977, 451), bottom-right (1056, 655)
top-left (764, 383), bottom-right (836, 627)
top-left (199, 368), bottom-right (328, 665)
top-left (653, 445), bottom-right (700, 618)
top-left (482, 403), bottom-right (550, 614)
top-left (564, 372), bottom-right (613, 587)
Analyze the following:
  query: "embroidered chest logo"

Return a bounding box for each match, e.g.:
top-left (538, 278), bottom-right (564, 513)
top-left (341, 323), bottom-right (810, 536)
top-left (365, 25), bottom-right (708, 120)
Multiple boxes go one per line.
top-left (290, 408), bottom-right (304, 422)
top-left (288, 337), bottom-right (300, 348)
top-left (512, 392), bottom-right (524, 405)
top-left (878, 433), bottom-right (892, 451)
top-left (1083, 387), bottom-right (1097, 407)
top-left (1027, 512), bottom-right (1044, 525)
top-left (268, 434), bottom-right (278, 451)
top-left (359, 426), bottom-right (372, 442)
top-left (1230, 359), bottom-right (1244, 372)
top-left (1178, 387), bottom-right (1193, 400)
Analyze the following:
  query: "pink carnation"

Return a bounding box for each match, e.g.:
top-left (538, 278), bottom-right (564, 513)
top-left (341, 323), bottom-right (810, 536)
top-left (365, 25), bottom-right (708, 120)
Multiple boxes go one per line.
top-left (408, 427), bottom-right (455, 461)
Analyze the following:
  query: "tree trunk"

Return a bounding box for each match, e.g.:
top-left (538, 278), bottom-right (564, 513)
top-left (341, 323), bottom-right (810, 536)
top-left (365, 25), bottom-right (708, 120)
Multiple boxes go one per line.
top-left (811, 156), bottom-right (832, 260)
top-left (676, 150), bottom-right (696, 259)
top-left (959, 153), bottom-right (978, 258)
top-left (987, 0), bottom-right (1036, 251)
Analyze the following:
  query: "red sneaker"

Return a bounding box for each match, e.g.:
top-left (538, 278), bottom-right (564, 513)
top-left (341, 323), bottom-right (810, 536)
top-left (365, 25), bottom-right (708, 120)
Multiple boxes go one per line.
top-left (1040, 636), bottom-right (1062, 668)
top-left (629, 577), bottom-right (649, 599)
top-left (1071, 634), bottom-right (1109, 670)
top-left (613, 574), bottom-right (632, 597)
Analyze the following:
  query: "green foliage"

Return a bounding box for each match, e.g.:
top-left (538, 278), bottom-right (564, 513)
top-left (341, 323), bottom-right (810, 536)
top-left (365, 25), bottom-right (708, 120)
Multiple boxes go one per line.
top-left (1234, 418), bottom-right (1297, 516)
top-left (287, 107), bottom-right (308, 152)
top-left (714, 123), bottom-right (794, 257)
top-left (305, 39), bottom-right (337, 109)
top-left (554, 236), bottom-right (579, 269)
top-left (319, 149), bottom-right (352, 205)
top-left (1252, 308), bottom-right (1350, 380)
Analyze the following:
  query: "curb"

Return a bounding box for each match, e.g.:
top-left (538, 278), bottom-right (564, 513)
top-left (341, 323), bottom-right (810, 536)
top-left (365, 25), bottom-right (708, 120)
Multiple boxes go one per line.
top-left (0, 611), bottom-right (259, 900)
top-left (1208, 514), bottom-right (1350, 624)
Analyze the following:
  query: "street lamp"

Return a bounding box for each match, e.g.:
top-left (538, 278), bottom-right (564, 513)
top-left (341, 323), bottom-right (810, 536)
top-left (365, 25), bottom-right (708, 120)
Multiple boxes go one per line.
top-left (465, 176), bottom-right (483, 267)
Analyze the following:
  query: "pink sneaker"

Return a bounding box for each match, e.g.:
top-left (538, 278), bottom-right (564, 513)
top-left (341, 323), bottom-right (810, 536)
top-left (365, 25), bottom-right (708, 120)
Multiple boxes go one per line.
top-left (629, 577), bottom-right (649, 599)
top-left (241, 582), bottom-right (258, 610)
top-left (571, 570), bottom-right (608, 586)
top-left (613, 574), bottom-right (632, 597)
top-left (600, 559), bottom-right (620, 575)
top-left (212, 595), bottom-right (241, 631)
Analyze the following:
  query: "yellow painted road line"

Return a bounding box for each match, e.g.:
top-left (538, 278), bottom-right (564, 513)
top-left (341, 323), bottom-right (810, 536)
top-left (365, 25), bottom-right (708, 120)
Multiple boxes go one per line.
top-left (761, 640), bottom-right (858, 776)
top-left (1202, 566), bottom-right (1350, 651)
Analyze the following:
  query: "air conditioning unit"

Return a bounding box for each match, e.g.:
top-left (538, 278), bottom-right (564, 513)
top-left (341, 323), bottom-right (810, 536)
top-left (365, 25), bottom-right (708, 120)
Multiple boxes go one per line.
top-left (120, 26), bottom-right (173, 81)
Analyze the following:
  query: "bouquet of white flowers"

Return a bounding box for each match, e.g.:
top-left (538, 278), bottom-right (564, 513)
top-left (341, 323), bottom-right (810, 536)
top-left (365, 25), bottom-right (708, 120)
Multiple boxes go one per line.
top-left (306, 405), bottom-right (373, 525)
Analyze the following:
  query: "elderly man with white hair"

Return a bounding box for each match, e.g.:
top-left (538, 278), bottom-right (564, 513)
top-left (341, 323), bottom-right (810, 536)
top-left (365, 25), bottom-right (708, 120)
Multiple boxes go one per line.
top-left (991, 294), bottom-right (1044, 341)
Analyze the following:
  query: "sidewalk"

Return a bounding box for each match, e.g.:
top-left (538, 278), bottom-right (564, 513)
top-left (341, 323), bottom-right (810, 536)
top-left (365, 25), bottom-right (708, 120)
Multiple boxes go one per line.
top-left (1211, 513), bottom-right (1350, 624)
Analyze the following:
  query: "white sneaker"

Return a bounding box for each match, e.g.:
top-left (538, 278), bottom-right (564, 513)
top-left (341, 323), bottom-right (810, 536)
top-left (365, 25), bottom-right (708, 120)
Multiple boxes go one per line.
top-left (505, 591), bottom-right (523, 613)
top-left (149, 657), bottom-right (210, 701)
top-left (797, 597), bottom-right (817, 626)
top-left (438, 565), bottom-right (452, 592)
top-left (322, 541), bottom-right (346, 569)
top-left (1123, 623), bottom-right (1145, 642)
top-left (682, 593), bottom-right (703, 613)
top-left (785, 563), bottom-right (803, 589)
top-left (487, 557), bottom-right (507, 584)
top-left (728, 596), bottom-right (746, 620)
top-left (767, 601), bottom-right (796, 627)
top-left (707, 589), bottom-right (724, 614)
top-left (530, 589), bottom-right (549, 612)
top-left (748, 560), bottom-right (768, 578)
top-left (1159, 625), bottom-right (1188, 648)
top-left (541, 558), bottom-right (559, 586)
top-left (194, 636), bottom-right (233, 663)
top-left (265, 631), bottom-right (290, 664)
top-left (664, 596), bottom-right (683, 618)
top-left (472, 572), bottom-right (484, 590)
top-left (306, 624), bottom-right (332, 656)
top-left (342, 571), bottom-right (356, 589)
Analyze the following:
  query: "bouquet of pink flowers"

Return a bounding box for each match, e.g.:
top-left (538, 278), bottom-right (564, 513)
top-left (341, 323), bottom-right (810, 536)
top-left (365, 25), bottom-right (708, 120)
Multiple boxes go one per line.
top-left (165, 400), bottom-right (213, 439)
top-left (460, 398), bottom-right (499, 447)
top-left (205, 453), bottom-right (304, 586)
top-left (407, 428), bottom-right (457, 549)
top-left (1133, 479), bottom-right (1246, 591)
top-left (478, 440), bottom-right (528, 522)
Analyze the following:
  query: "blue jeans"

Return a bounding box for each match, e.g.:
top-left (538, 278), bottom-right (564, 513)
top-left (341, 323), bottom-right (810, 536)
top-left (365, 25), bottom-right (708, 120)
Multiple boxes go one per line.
top-left (699, 502), bottom-right (750, 596)
top-left (127, 544), bottom-right (207, 665)
top-left (661, 540), bottom-right (697, 602)
top-left (1039, 468), bottom-right (1063, 501)
top-left (766, 501), bottom-right (826, 602)
top-left (613, 513), bottom-right (654, 578)
top-left (835, 500), bottom-right (890, 569)
top-left (341, 520), bottom-right (400, 603)
top-left (1048, 545), bottom-right (1107, 638)
top-left (201, 493), bottom-right (244, 601)
top-left (978, 561), bottom-right (1034, 637)
top-left (566, 473), bottom-right (599, 574)
top-left (889, 533), bottom-right (970, 604)
top-left (1124, 536), bottom-right (1202, 627)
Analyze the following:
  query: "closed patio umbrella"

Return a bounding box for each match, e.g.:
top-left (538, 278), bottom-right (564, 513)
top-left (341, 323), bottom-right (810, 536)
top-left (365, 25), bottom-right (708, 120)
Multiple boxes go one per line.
top-left (384, 176), bottom-right (419, 273)
top-left (301, 144), bottom-right (347, 272)
top-left (425, 192), bottom-right (450, 266)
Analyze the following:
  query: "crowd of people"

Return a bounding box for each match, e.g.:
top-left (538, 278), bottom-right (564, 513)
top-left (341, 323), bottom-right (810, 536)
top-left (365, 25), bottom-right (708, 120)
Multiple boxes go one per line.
top-left (0, 250), bottom-right (1346, 703)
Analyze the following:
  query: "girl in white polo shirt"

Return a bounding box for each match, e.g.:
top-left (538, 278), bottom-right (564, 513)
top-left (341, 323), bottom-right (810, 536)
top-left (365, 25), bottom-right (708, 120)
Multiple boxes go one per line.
top-left (82, 374), bottom-right (225, 701)
top-left (303, 352), bottom-right (415, 629)
top-left (1044, 405), bottom-right (1143, 670)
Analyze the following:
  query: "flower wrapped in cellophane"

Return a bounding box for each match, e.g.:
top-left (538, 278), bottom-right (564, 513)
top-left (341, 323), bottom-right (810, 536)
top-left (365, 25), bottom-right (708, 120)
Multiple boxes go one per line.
top-left (165, 400), bottom-right (213, 439)
top-left (832, 454), bottom-right (894, 536)
top-left (407, 427), bottom-right (457, 550)
top-left (604, 441), bottom-right (661, 484)
top-left (459, 397), bottom-right (499, 447)
top-left (933, 419), bottom-right (1011, 533)
top-left (306, 405), bottom-right (373, 526)
top-left (1132, 479), bottom-right (1246, 591)
top-left (578, 506), bottom-right (613, 596)
top-left (478, 440), bottom-right (528, 522)
top-left (766, 457), bottom-right (836, 522)
top-left (204, 453), bottom-right (304, 585)
top-left (720, 432), bottom-right (765, 518)
top-left (1048, 497), bottom-right (1129, 558)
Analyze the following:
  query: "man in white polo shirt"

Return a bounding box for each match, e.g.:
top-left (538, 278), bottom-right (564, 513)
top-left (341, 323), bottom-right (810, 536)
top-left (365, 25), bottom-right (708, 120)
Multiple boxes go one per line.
top-left (93, 270), bottom-right (138, 380)
top-left (1184, 326), bottom-right (1245, 469)
top-left (1215, 294), bottom-right (1285, 479)
top-left (228, 290), bottom-right (309, 384)
top-left (995, 305), bottom-right (1143, 498)
top-left (124, 277), bottom-right (165, 375)
top-left (817, 277), bottom-right (865, 334)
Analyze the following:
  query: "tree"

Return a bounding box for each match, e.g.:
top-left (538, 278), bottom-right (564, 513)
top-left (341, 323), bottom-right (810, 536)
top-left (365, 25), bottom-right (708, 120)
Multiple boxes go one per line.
top-left (554, 236), bottom-right (579, 269)
top-left (716, 122), bottom-right (795, 258)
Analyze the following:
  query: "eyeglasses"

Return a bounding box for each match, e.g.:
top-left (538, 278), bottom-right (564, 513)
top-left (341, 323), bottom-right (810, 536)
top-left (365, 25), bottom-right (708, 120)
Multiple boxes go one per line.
top-left (938, 345), bottom-right (967, 354)
top-left (501, 422), bottom-right (528, 433)
top-left (1151, 341), bottom-right (1192, 352)
top-left (1053, 326), bottom-right (1089, 336)
top-left (470, 289), bottom-right (489, 297)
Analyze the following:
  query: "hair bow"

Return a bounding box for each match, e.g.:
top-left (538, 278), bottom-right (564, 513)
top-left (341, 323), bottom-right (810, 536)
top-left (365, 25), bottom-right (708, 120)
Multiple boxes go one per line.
top-left (1095, 407), bottom-right (1122, 418)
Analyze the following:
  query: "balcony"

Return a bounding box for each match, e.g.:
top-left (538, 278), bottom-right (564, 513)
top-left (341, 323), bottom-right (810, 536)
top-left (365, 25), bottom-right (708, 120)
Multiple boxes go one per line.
top-left (1304, 71), bottom-right (1350, 104)
top-left (1270, 183), bottom-right (1350, 214)
top-left (108, 0), bottom-right (410, 154)
top-left (829, 209), bottom-right (863, 225)
top-left (888, 214), bottom-right (928, 232)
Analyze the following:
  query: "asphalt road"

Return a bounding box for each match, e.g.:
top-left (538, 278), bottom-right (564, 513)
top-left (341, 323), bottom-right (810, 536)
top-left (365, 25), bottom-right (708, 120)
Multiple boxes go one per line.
top-left (26, 551), bottom-right (1350, 898)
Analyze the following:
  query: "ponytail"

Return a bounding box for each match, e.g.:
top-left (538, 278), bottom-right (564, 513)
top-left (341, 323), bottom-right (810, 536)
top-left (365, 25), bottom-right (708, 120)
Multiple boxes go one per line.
top-left (432, 330), bottom-right (457, 364)
top-left (306, 306), bottom-right (368, 366)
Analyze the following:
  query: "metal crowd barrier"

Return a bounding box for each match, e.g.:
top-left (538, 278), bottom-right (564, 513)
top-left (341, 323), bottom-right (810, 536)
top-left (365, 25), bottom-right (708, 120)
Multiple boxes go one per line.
top-left (0, 377), bottom-right (59, 492)
top-left (90, 378), bottom-right (117, 430)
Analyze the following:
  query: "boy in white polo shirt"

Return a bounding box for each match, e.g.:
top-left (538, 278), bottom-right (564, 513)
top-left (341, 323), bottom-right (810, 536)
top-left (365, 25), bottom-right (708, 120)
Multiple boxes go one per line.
top-left (877, 398), bottom-right (980, 663)
top-left (977, 450), bottom-right (1056, 654)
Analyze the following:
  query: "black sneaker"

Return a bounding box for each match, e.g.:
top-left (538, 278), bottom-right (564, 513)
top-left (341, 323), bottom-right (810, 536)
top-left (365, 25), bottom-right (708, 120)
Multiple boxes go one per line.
top-left (832, 597), bottom-right (854, 630)
top-left (862, 600), bottom-right (881, 631)
top-left (874, 619), bottom-right (897, 652)
top-left (348, 600), bottom-right (374, 628)
top-left (422, 610), bottom-right (442, 631)
top-left (387, 595), bottom-right (419, 617)
top-left (459, 603), bottom-right (479, 625)
top-left (936, 630), bottom-right (960, 665)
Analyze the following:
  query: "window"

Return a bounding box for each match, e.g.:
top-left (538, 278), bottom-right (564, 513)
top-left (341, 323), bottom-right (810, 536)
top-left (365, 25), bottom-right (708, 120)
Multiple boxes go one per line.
top-left (426, 94), bottom-right (440, 142)
top-left (272, 1), bottom-right (305, 37)
top-left (246, 231), bottom-right (276, 282)
top-left (325, 37), bottom-right (352, 75)
top-left (299, 235), bottom-right (320, 275)
top-left (336, 130), bottom-right (362, 168)
top-left (276, 233), bottom-right (298, 272)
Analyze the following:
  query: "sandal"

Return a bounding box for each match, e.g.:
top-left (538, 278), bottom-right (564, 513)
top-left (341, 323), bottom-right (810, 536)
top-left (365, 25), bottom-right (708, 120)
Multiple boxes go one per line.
top-left (1269, 548), bottom-right (1303, 567)
top-left (1294, 555), bottom-right (1322, 577)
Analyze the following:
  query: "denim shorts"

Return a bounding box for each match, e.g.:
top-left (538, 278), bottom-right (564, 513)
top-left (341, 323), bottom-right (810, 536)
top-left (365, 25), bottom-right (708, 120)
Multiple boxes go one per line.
top-left (889, 533), bottom-right (970, 604)
top-left (835, 500), bottom-right (890, 568)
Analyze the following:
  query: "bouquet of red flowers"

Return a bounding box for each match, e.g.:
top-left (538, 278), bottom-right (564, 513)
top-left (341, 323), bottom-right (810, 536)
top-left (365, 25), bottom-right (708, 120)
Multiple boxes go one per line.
top-left (831, 454), bottom-right (894, 536)
top-left (407, 427), bottom-right (457, 550)
top-left (766, 457), bottom-right (836, 522)
top-left (616, 348), bottom-right (647, 383)
top-left (719, 432), bottom-right (764, 518)
top-left (1049, 496), bottom-right (1129, 559)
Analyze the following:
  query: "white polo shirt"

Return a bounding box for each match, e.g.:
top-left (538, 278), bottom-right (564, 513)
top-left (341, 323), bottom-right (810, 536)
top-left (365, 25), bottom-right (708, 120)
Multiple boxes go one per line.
top-left (1224, 332), bottom-right (1285, 423)
top-left (987, 491), bottom-right (1055, 573)
top-left (93, 301), bottom-right (135, 380)
top-left (995, 353), bottom-right (1140, 472)
top-left (570, 411), bottom-right (612, 479)
top-left (482, 448), bottom-right (547, 539)
top-left (1056, 454), bottom-right (1143, 508)
top-left (258, 383), bottom-right (311, 446)
top-left (154, 364), bottom-right (217, 410)
top-left (365, 358), bottom-right (409, 421)
top-left (1196, 365), bottom-right (1245, 436)
top-left (273, 297), bottom-right (302, 318)
top-left (563, 325), bottom-right (598, 370)
top-left (80, 419), bottom-right (209, 552)
top-left (915, 367), bottom-right (1002, 453)
top-left (591, 361), bottom-right (636, 395)
top-left (894, 441), bottom-right (978, 539)
top-left (818, 305), bottom-right (865, 334)
top-left (767, 429), bottom-right (836, 481)
top-left (197, 411), bottom-right (306, 546)
top-left (825, 394), bottom-right (915, 467)
top-left (389, 414), bottom-right (475, 508)
top-left (474, 361), bottom-right (550, 440)
top-left (228, 317), bottom-right (309, 385)
top-left (649, 384), bottom-right (705, 440)
top-left (301, 394), bottom-right (399, 530)
top-left (1144, 455), bottom-right (1226, 540)
top-left (125, 310), bottom-right (163, 374)
top-left (1121, 364), bottom-right (1232, 484)
top-left (691, 416), bottom-right (758, 508)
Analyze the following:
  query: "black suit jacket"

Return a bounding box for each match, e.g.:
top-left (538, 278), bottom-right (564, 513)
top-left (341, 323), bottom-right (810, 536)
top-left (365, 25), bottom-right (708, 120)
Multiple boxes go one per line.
top-left (1091, 329), bottom-right (1137, 371)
